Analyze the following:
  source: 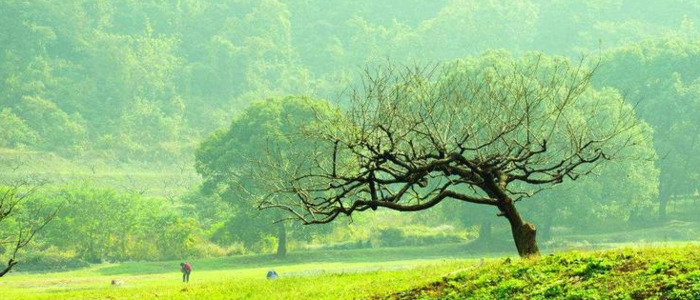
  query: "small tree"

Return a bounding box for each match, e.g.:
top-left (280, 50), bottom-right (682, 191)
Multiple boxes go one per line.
top-left (259, 51), bottom-right (650, 257)
top-left (0, 179), bottom-right (58, 277)
top-left (595, 39), bottom-right (700, 220)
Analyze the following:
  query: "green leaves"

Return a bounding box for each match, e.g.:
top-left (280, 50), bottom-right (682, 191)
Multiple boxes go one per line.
top-left (195, 96), bottom-right (336, 251)
top-left (37, 184), bottom-right (204, 262)
top-left (0, 109), bottom-right (39, 148)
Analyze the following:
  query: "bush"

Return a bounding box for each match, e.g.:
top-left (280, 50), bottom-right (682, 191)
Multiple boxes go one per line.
top-left (188, 242), bottom-right (245, 258)
top-left (372, 225), bottom-right (468, 248)
top-left (14, 247), bottom-right (89, 272)
top-left (316, 240), bottom-right (372, 251)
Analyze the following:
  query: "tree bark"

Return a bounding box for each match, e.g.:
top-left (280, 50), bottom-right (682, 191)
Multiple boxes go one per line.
top-left (499, 200), bottom-right (539, 257)
top-left (0, 259), bottom-right (17, 278)
top-left (276, 222), bottom-right (287, 257)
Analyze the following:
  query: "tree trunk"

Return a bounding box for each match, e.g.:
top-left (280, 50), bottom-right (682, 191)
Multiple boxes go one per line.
top-left (499, 200), bottom-right (539, 257)
top-left (0, 259), bottom-right (17, 278)
top-left (276, 222), bottom-right (287, 257)
top-left (478, 219), bottom-right (492, 241)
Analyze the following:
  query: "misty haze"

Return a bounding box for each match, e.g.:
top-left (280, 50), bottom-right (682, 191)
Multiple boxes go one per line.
top-left (1, 1), bottom-right (699, 299)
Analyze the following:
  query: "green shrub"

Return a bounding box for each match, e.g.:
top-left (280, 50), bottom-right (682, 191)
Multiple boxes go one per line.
top-left (373, 226), bottom-right (468, 248)
top-left (14, 247), bottom-right (89, 272)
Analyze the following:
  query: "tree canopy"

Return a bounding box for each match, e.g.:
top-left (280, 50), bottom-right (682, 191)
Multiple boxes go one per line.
top-left (259, 52), bottom-right (652, 257)
top-left (195, 96), bottom-right (337, 255)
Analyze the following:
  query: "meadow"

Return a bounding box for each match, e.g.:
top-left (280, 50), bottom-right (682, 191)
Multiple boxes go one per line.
top-left (1, 244), bottom-right (488, 300)
top-left (3, 242), bottom-right (699, 299)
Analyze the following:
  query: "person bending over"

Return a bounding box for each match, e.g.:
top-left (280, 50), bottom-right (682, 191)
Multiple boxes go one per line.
top-left (180, 262), bottom-right (192, 282)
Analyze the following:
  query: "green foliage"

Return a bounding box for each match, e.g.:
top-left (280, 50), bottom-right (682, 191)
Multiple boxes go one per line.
top-left (3, 0), bottom-right (700, 160)
top-left (36, 184), bottom-right (206, 263)
top-left (0, 108), bottom-right (38, 147)
top-left (373, 226), bottom-right (469, 248)
top-left (195, 96), bottom-right (337, 253)
top-left (596, 37), bottom-right (700, 219)
top-left (15, 247), bottom-right (89, 272)
top-left (14, 95), bottom-right (86, 152)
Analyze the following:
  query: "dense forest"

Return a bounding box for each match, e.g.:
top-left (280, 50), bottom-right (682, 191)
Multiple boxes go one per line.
top-left (1, 0), bottom-right (700, 271)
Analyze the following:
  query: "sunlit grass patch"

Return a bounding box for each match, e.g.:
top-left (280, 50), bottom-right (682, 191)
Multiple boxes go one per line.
top-left (1, 258), bottom-right (477, 300)
top-left (2, 243), bottom-right (492, 299)
top-left (387, 244), bottom-right (700, 299)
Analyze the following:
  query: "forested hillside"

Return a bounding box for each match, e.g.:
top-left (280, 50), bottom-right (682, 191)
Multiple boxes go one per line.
top-left (3, 0), bottom-right (699, 160)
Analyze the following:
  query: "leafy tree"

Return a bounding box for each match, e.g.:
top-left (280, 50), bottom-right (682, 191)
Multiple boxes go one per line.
top-left (595, 38), bottom-right (700, 220)
top-left (411, 0), bottom-right (538, 60)
top-left (0, 179), bottom-right (58, 278)
top-left (534, 0), bottom-right (700, 55)
top-left (0, 108), bottom-right (39, 148)
top-left (39, 184), bottom-right (201, 262)
top-left (522, 140), bottom-right (658, 240)
top-left (259, 52), bottom-right (650, 257)
top-left (196, 96), bottom-right (336, 256)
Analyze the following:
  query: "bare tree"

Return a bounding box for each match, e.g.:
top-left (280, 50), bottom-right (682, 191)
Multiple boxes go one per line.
top-left (121, 174), bottom-right (149, 196)
top-left (259, 52), bottom-right (647, 257)
top-left (0, 179), bottom-right (58, 277)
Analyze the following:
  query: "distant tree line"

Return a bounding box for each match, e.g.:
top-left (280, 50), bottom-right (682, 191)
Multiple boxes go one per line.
top-left (2, 0), bottom-right (699, 161)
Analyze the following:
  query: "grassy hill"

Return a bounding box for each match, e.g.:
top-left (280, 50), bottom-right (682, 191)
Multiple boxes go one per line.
top-left (386, 245), bottom-right (700, 300)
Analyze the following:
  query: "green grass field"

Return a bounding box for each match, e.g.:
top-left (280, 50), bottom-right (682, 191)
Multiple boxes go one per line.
top-left (0, 244), bottom-right (491, 300)
top-left (2, 243), bottom-right (700, 299)
top-left (2, 260), bottom-right (473, 299)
